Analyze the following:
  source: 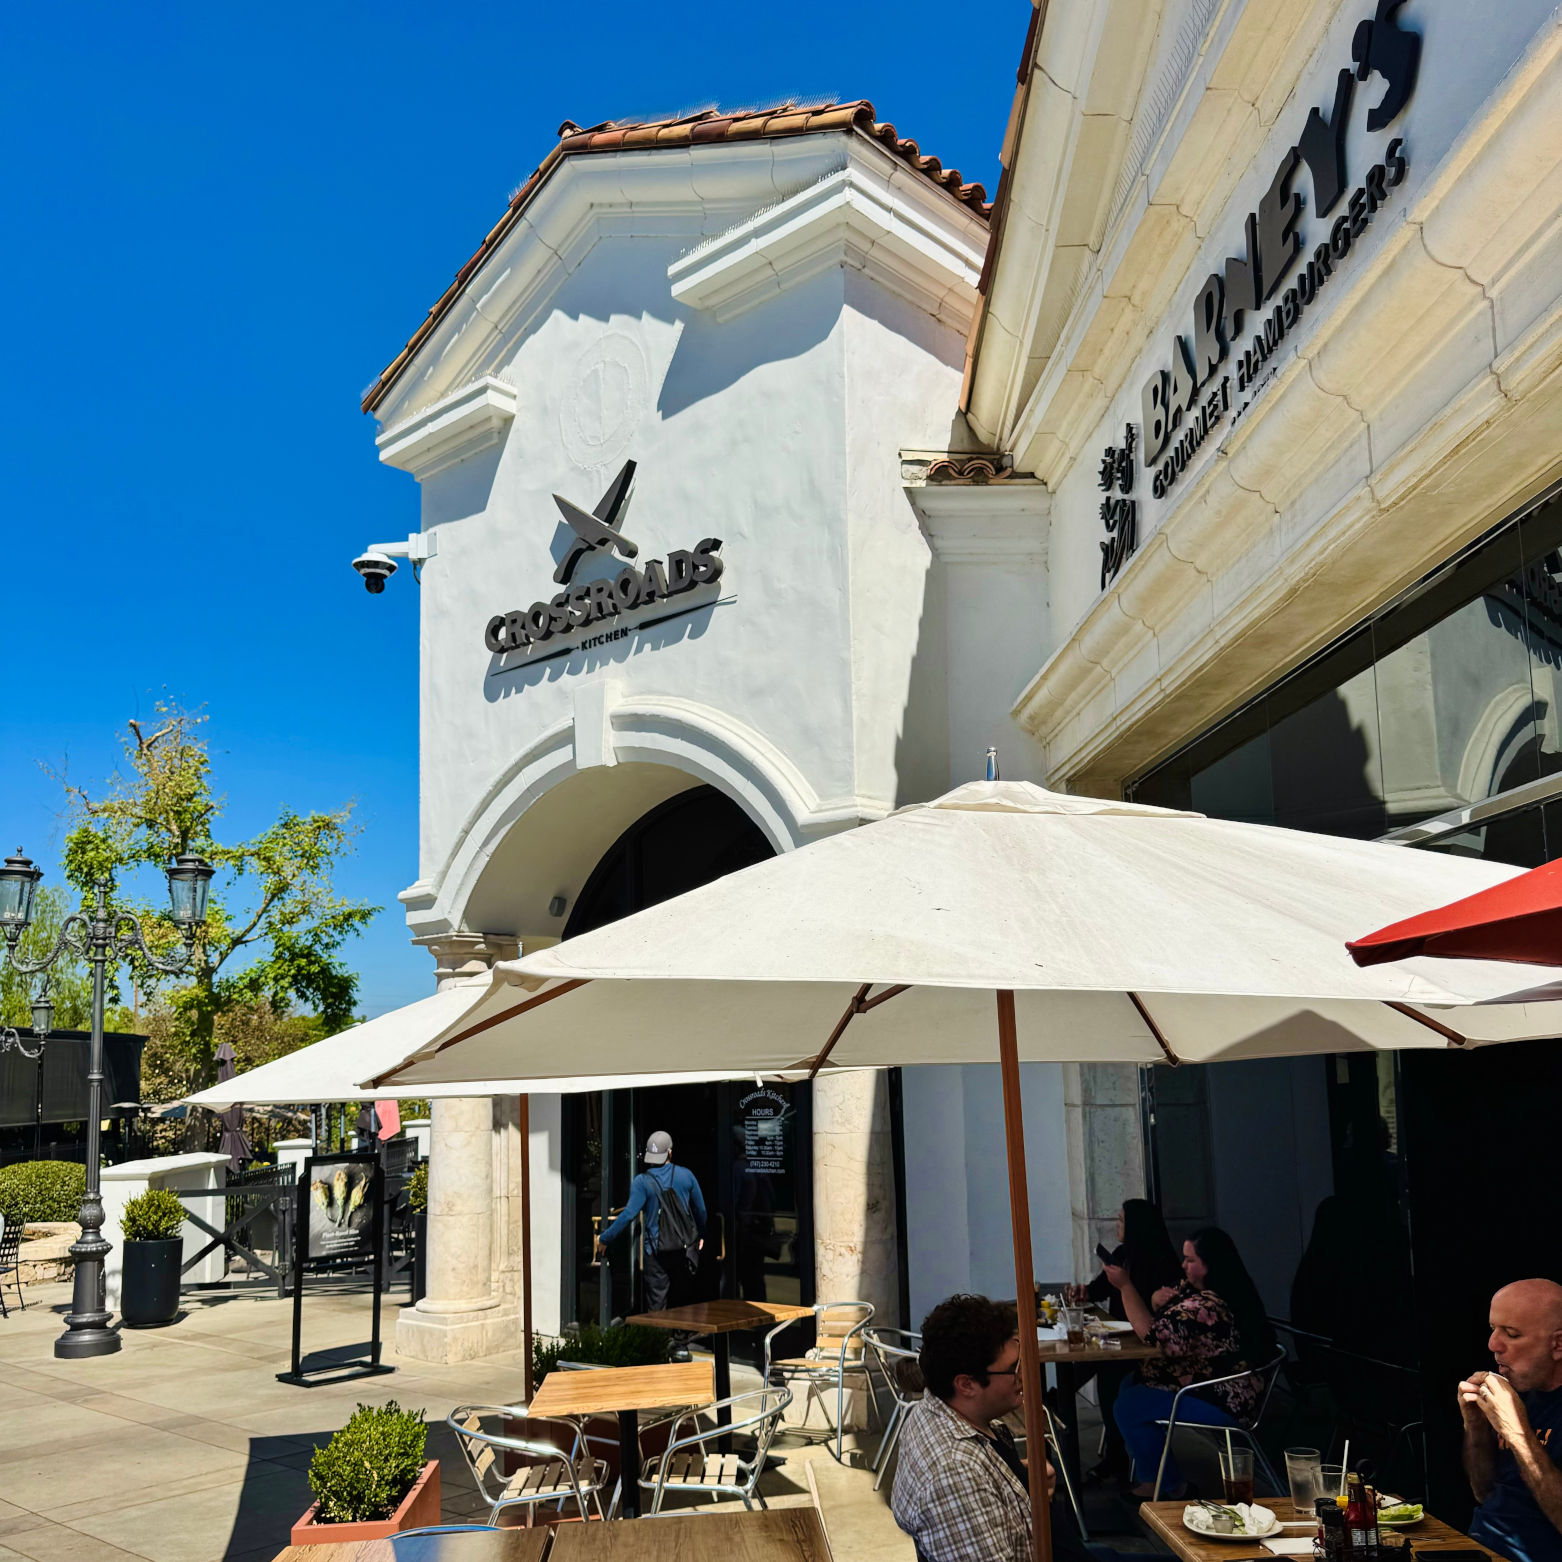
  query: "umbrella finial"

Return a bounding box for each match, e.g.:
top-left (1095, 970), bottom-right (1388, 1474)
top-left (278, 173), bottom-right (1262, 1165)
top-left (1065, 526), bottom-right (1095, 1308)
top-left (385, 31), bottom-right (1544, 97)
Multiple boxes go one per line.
top-left (984, 747), bottom-right (1000, 782)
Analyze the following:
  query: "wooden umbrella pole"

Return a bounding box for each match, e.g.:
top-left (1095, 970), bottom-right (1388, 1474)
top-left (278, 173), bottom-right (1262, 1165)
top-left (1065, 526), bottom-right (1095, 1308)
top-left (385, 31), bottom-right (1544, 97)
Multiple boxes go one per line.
top-left (997, 989), bottom-right (1053, 1562)
top-left (520, 1093), bottom-right (534, 1402)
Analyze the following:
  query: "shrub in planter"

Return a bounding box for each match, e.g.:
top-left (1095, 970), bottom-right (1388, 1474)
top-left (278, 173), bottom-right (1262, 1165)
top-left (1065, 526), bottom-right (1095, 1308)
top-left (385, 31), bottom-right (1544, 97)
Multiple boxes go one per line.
top-left (0, 1160), bottom-right (85, 1226)
top-left (292, 1401), bottom-right (440, 1545)
top-left (406, 1163), bottom-right (428, 1214)
top-left (407, 1163), bottom-right (429, 1304)
top-left (532, 1321), bottom-right (672, 1384)
top-left (120, 1187), bottom-right (186, 1328)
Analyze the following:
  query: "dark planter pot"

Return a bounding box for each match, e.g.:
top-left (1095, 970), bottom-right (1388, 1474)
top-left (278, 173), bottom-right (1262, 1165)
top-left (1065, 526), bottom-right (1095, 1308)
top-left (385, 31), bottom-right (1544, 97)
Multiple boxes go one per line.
top-left (121, 1237), bottom-right (183, 1327)
top-left (412, 1211), bottom-right (427, 1303)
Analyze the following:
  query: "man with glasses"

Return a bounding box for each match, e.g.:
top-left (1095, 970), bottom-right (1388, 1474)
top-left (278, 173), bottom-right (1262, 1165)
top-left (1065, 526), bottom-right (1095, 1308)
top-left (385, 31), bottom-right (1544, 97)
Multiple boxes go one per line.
top-left (893, 1293), bottom-right (1063, 1562)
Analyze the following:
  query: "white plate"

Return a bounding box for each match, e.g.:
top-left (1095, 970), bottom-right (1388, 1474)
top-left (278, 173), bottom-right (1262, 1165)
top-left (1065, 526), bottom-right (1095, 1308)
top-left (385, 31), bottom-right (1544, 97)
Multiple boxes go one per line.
top-left (1182, 1503), bottom-right (1280, 1541)
top-left (1091, 1319), bottom-right (1136, 1334)
top-left (1377, 1512), bottom-right (1425, 1528)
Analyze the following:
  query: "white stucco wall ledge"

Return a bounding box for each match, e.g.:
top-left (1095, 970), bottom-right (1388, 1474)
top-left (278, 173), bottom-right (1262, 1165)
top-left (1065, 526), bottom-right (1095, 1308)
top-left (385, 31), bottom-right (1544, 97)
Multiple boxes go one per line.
top-left (376, 376), bottom-right (518, 480)
top-left (668, 160), bottom-right (988, 329)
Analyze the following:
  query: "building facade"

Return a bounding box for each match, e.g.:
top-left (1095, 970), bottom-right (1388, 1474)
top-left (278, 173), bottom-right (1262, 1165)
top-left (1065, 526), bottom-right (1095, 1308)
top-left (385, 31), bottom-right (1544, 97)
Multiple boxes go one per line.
top-left (360, 102), bottom-right (1097, 1367)
top-left (966, 0), bottom-right (1562, 1511)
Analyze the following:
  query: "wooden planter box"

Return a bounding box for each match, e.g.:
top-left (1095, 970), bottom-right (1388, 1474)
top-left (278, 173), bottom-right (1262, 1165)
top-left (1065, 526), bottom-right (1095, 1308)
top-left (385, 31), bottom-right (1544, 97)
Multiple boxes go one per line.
top-left (289, 1459), bottom-right (440, 1546)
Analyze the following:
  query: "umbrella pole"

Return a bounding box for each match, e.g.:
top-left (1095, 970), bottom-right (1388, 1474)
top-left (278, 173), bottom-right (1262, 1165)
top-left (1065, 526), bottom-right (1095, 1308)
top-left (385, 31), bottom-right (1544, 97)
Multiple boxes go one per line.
top-left (997, 989), bottom-right (1053, 1562)
top-left (521, 1093), bottom-right (534, 1402)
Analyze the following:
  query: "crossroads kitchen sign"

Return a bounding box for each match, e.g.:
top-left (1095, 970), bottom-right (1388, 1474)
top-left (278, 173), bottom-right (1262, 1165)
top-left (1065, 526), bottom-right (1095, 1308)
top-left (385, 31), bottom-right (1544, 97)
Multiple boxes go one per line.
top-left (1135, 0), bottom-right (1421, 506)
top-left (484, 460), bottom-right (724, 669)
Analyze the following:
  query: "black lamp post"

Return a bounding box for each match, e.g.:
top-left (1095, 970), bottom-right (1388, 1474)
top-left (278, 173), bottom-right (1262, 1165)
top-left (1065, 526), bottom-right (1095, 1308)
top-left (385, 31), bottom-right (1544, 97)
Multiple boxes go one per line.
top-left (0, 848), bottom-right (214, 1358)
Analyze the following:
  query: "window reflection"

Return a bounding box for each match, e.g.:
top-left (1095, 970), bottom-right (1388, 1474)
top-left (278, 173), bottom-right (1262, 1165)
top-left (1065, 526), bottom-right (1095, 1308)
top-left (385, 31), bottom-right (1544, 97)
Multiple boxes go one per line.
top-left (1135, 493), bottom-right (1562, 853)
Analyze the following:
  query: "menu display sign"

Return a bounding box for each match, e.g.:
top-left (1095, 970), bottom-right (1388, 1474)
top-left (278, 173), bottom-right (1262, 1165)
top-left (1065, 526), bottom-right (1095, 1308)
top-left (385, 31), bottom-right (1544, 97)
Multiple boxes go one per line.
top-left (305, 1155), bottom-right (377, 1264)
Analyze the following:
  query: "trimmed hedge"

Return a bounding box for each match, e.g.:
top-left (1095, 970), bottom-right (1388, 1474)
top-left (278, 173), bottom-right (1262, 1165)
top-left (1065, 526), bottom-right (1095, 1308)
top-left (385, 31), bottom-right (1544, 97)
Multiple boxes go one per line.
top-left (307, 1401), bottom-right (428, 1523)
top-left (122, 1187), bottom-right (185, 1241)
top-left (0, 1160), bottom-right (85, 1225)
top-left (406, 1162), bottom-right (427, 1215)
top-left (533, 1321), bottom-right (672, 1383)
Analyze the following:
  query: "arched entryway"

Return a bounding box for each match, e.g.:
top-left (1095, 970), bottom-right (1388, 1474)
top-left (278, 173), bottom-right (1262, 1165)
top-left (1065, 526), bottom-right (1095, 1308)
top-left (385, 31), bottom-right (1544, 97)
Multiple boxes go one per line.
top-left (559, 785), bottom-right (814, 1338)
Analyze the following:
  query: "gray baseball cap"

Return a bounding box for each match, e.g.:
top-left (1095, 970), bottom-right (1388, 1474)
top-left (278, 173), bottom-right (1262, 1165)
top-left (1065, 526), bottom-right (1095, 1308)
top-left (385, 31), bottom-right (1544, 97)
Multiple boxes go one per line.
top-left (642, 1130), bottom-right (673, 1166)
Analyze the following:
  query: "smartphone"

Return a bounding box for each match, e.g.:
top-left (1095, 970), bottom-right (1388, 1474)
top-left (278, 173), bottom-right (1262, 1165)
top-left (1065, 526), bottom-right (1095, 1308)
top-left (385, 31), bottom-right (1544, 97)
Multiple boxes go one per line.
top-left (1096, 1242), bottom-right (1116, 1266)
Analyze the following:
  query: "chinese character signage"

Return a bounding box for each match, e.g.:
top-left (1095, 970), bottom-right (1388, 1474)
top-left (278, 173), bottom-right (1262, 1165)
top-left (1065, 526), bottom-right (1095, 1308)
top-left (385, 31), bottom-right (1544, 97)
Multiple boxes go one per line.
top-left (1098, 424), bottom-right (1138, 590)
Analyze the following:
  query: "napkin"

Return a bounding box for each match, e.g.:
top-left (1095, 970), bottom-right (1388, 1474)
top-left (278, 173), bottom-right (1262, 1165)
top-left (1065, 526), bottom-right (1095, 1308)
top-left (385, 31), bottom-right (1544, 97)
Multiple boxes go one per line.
top-left (1261, 1538), bottom-right (1318, 1555)
top-left (1037, 1322), bottom-right (1067, 1342)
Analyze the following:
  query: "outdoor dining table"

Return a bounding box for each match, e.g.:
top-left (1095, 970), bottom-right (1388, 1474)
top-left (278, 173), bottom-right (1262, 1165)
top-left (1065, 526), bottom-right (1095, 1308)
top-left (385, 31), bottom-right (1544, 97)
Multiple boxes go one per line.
top-left (526, 1359), bottom-right (715, 1520)
top-left (1139, 1498), bottom-right (1502, 1562)
top-left (1039, 1328), bottom-right (1160, 1492)
top-left (272, 1526), bottom-right (549, 1560)
top-left (548, 1506), bottom-right (833, 1560)
top-left (627, 1299), bottom-right (814, 1451)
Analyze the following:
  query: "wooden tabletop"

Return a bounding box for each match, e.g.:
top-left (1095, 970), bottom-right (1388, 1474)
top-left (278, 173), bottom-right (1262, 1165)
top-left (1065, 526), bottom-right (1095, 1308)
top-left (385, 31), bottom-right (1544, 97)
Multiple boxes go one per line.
top-left (549, 1507), bottom-right (833, 1560)
top-left (273, 1527), bottom-right (549, 1560)
top-left (1039, 1334), bottom-right (1161, 1365)
top-left (1140, 1499), bottom-right (1501, 1562)
top-left (528, 1360), bottom-right (716, 1418)
top-left (628, 1300), bottom-right (815, 1335)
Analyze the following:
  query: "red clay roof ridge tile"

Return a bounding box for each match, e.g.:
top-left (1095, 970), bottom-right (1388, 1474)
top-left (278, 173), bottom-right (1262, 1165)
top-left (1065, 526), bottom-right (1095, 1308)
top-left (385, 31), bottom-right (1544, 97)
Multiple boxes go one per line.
top-left (362, 98), bottom-right (991, 415)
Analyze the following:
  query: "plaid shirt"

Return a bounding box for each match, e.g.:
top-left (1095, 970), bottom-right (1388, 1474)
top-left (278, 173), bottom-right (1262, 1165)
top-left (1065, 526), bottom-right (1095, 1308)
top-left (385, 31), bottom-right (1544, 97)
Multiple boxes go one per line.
top-left (891, 1391), bottom-right (1031, 1562)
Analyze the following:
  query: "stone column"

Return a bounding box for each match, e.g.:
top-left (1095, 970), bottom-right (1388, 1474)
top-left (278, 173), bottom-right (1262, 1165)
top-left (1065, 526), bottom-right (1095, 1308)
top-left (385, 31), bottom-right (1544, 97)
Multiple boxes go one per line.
top-left (396, 933), bottom-right (521, 1365)
top-left (1063, 1062), bottom-right (1147, 1278)
top-left (812, 1069), bottom-right (898, 1430)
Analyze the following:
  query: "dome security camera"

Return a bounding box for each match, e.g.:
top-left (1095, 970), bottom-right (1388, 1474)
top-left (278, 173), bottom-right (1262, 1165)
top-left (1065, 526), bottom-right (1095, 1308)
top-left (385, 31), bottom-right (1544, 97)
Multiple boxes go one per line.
top-left (352, 550), bottom-right (398, 594)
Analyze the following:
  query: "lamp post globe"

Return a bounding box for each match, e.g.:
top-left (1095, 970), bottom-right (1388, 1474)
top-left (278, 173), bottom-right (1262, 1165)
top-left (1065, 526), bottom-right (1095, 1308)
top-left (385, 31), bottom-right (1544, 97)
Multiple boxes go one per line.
top-left (0, 849), bottom-right (41, 940)
top-left (166, 853), bottom-right (215, 933)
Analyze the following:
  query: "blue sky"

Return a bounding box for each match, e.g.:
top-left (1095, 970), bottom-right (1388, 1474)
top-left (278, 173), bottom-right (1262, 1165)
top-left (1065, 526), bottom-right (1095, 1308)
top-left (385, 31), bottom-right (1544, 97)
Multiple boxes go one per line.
top-left (2, 2), bottom-right (1019, 1018)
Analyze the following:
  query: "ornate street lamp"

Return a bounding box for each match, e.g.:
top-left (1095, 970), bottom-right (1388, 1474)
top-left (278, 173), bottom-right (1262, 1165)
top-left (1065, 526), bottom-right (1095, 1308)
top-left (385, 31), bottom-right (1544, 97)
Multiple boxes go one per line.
top-left (0, 850), bottom-right (214, 1358)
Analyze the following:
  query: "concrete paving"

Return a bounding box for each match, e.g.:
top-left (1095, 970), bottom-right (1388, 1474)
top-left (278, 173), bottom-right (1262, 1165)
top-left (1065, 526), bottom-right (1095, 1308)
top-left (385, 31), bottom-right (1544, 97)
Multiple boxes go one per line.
top-left (0, 1279), bottom-right (914, 1562)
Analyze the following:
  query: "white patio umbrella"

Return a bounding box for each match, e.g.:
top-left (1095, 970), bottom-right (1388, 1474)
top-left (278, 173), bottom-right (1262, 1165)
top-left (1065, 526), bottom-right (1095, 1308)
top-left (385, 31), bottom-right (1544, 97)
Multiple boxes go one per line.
top-left (371, 780), bottom-right (1562, 1560)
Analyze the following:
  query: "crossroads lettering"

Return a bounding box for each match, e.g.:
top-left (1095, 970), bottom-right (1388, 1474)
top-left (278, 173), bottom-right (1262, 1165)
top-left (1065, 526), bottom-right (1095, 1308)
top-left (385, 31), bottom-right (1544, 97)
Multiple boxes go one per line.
top-left (1138, 0), bottom-right (1420, 505)
top-left (484, 459), bottom-right (724, 660)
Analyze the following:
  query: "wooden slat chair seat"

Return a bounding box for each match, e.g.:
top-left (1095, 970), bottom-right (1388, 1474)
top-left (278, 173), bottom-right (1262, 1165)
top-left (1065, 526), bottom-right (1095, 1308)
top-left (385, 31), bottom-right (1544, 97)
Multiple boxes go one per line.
top-left (763, 1301), bottom-right (875, 1462)
top-left (447, 1403), bottom-right (610, 1525)
top-left (639, 1387), bottom-right (792, 1514)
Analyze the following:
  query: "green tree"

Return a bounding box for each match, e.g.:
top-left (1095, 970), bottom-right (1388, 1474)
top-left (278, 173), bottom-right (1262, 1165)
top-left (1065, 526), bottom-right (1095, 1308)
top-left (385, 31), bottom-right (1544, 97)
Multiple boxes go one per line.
top-left (0, 885), bottom-right (92, 1031)
top-left (58, 701), bottom-right (377, 1084)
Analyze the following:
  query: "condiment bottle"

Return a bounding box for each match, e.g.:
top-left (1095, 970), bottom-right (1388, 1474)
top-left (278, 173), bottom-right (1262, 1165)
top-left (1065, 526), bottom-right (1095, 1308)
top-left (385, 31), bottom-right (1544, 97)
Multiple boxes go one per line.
top-left (1345, 1473), bottom-right (1378, 1556)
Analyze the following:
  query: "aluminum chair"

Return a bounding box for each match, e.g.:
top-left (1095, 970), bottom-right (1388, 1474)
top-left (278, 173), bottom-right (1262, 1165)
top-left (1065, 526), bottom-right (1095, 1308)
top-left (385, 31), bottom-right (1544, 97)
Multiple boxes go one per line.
top-left (447, 1403), bottom-right (610, 1525)
top-left (639, 1387), bottom-right (793, 1513)
top-left (764, 1300), bottom-right (874, 1462)
top-left (0, 1216), bottom-right (23, 1318)
top-left (864, 1326), bottom-right (922, 1491)
top-left (1149, 1348), bottom-right (1288, 1500)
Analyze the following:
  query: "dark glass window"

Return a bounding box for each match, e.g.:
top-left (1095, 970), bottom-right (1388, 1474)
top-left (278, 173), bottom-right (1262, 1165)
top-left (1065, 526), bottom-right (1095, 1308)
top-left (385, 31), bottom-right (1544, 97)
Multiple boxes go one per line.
top-left (1133, 490), bottom-right (1562, 850)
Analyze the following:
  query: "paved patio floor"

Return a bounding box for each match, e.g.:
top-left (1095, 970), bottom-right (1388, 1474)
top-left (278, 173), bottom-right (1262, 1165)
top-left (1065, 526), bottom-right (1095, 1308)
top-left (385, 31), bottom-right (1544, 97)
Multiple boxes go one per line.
top-left (0, 1279), bottom-right (913, 1562)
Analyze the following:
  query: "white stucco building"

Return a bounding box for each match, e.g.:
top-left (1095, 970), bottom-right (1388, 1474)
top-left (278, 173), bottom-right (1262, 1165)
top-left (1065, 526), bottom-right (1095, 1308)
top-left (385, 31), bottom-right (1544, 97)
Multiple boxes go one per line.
top-left (360, 100), bottom-right (1077, 1363)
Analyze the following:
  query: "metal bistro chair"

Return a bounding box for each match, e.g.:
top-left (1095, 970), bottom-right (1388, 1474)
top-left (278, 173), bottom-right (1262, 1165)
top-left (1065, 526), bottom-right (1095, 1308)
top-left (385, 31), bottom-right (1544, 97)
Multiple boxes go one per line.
top-left (639, 1386), bottom-right (793, 1513)
top-left (1149, 1348), bottom-right (1288, 1500)
top-left (764, 1300), bottom-right (875, 1463)
top-left (447, 1403), bottom-right (611, 1526)
top-left (0, 1215), bottom-right (23, 1318)
top-left (864, 1326), bottom-right (922, 1491)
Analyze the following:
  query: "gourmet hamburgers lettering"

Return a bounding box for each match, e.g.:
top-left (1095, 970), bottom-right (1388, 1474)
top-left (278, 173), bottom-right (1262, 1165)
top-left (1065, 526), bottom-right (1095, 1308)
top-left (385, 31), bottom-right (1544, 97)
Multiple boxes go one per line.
top-left (1137, 0), bottom-right (1421, 503)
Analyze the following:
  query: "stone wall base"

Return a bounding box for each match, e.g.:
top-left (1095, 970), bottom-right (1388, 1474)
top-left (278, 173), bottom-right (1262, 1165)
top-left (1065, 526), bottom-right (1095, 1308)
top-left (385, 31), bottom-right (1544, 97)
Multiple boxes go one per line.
top-left (395, 1299), bottom-right (522, 1365)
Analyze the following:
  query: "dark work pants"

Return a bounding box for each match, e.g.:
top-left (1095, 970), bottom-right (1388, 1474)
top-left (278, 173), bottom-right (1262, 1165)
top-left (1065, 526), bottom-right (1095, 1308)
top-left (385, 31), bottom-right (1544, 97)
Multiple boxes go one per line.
top-left (643, 1249), bottom-right (698, 1342)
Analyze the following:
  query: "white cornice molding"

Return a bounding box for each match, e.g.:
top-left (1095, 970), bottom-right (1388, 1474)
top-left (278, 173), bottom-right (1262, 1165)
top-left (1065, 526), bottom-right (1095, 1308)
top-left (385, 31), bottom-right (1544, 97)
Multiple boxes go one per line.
top-left (370, 139), bottom-right (857, 431)
top-left (376, 376), bottom-right (518, 480)
top-left (908, 484), bottom-right (1051, 564)
top-left (667, 155), bottom-right (988, 330)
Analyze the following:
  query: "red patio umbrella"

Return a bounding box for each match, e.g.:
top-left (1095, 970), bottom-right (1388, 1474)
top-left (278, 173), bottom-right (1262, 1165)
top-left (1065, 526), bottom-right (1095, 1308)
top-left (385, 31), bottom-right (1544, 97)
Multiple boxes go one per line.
top-left (1347, 857), bottom-right (1562, 968)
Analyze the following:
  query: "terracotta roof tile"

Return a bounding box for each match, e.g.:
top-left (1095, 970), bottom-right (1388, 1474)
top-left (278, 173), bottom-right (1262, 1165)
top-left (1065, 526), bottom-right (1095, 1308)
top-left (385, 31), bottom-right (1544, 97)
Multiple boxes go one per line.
top-left (362, 98), bottom-right (991, 414)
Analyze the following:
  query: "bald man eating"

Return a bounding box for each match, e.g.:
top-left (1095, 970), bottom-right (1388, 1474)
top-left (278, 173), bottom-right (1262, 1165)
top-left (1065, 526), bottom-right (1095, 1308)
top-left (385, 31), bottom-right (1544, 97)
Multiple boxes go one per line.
top-left (1460, 1279), bottom-right (1562, 1562)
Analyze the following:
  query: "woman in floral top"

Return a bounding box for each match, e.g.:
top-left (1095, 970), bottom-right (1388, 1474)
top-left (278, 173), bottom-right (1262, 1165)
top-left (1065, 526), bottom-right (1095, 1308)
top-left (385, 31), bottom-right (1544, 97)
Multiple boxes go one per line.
top-left (1107, 1226), bottom-right (1276, 1497)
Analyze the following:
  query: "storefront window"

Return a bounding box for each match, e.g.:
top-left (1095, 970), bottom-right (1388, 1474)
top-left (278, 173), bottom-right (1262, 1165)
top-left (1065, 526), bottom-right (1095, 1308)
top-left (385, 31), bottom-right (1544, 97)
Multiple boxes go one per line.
top-left (1134, 489), bottom-right (1562, 859)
